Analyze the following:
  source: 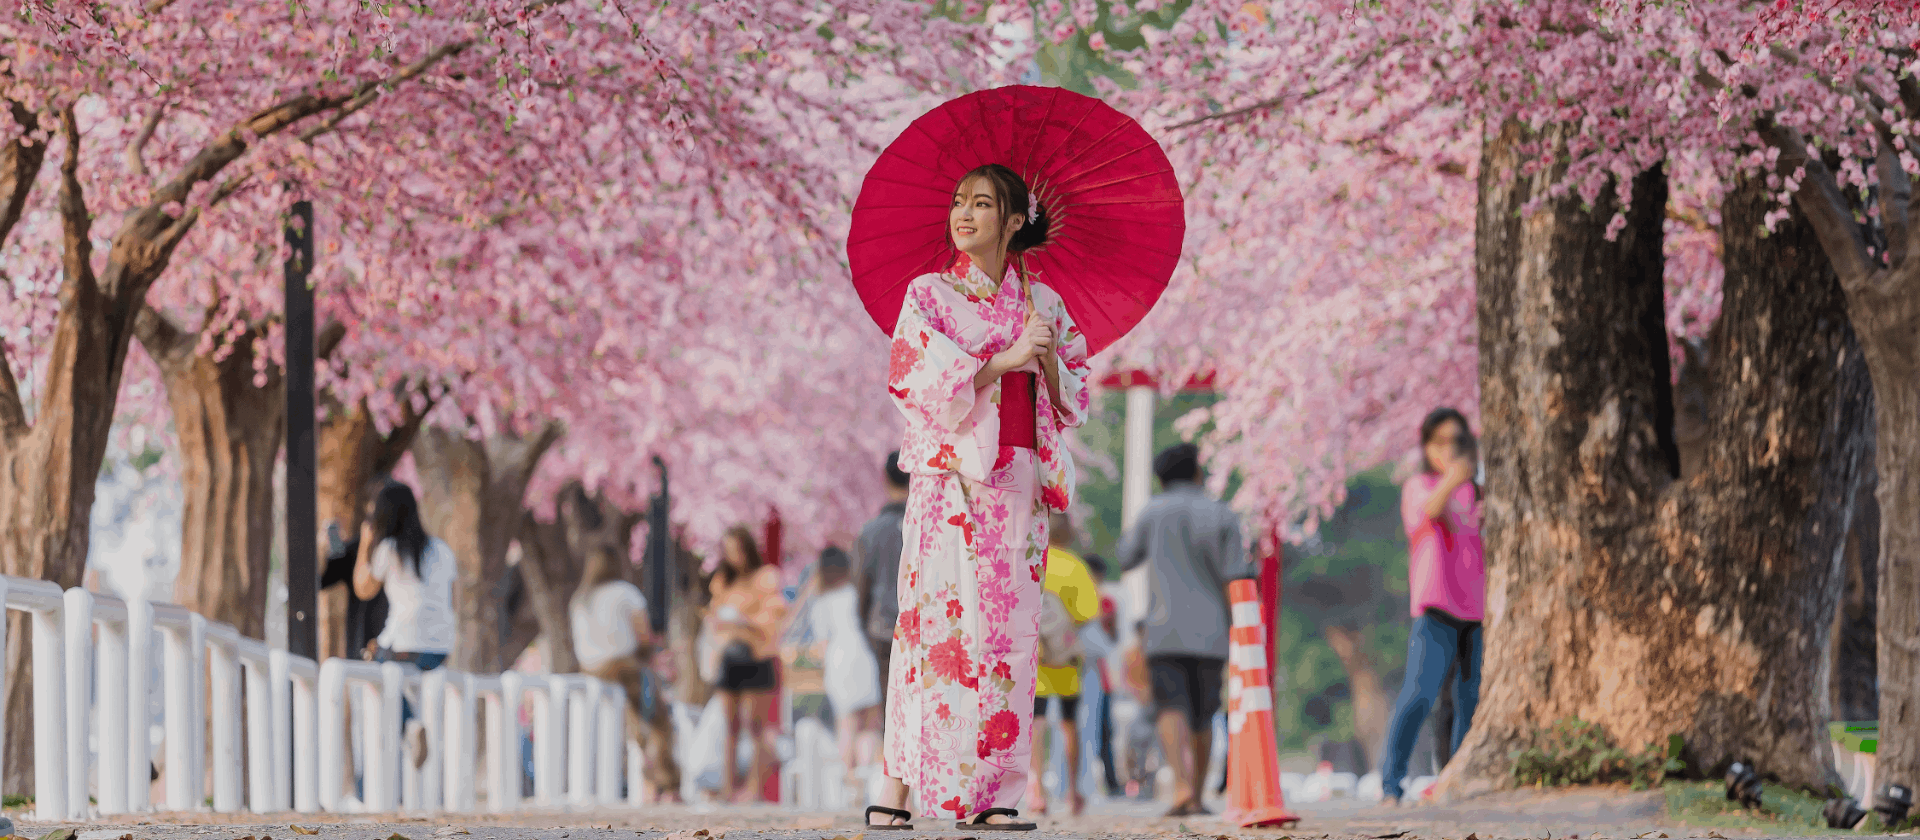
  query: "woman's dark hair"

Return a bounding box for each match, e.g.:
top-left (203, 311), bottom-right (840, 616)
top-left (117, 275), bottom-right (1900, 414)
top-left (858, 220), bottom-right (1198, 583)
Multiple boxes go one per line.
top-left (1419, 407), bottom-right (1481, 501)
top-left (369, 481), bottom-right (430, 576)
top-left (954, 163), bottom-right (1051, 253)
top-left (715, 525), bottom-right (764, 587)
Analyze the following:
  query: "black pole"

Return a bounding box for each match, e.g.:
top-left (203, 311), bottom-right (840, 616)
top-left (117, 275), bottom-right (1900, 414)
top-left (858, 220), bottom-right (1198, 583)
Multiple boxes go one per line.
top-left (646, 455), bottom-right (670, 634)
top-left (285, 200), bottom-right (318, 659)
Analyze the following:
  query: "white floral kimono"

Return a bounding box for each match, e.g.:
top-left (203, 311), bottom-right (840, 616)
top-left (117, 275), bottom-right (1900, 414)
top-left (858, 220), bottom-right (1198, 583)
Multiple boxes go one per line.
top-left (881, 254), bottom-right (1091, 819)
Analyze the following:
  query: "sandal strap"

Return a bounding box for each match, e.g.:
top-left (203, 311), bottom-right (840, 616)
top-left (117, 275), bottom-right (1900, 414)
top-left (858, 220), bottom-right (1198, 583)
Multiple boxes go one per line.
top-left (965, 807), bottom-right (1022, 823)
top-left (866, 805), bottom-right (913, 821)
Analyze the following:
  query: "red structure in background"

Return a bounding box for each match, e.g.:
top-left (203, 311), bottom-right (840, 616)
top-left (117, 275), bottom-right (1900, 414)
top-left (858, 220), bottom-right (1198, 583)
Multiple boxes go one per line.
top-left (1095, 368), bottom-right (1218, 390)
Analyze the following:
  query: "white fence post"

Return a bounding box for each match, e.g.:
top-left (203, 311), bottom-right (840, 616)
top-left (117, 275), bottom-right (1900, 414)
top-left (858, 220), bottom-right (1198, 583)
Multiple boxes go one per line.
top-left (96, 597), bottom-right (130, 815)
top-left (367, 660), bottom-right (404, 812)
top-left (420, 668), bottom-right (446, 812)
top-left (126, 598), bottom-right (152, 813)
top-left (568, 677), bottom-right (594, 807)
top-left (162, 617), bottom-right (196, 811)
top-left (32, 592), bottom-right (68, 821)
top-left (62, 587), bottom-right (92, 820)
top-left (188, 614), bottom-right (206, 806)
top-left (316, 658), bottom-right (345, 811)
top-left (269, 650), bottom-right (292, 811)
top-left (490, 671), bottom-right (522, 813)
top-left (445, 673), bottom-right (477, 812)
top-left (536, 675), bottom-right (563, 806)
top-left (245, 656), bottom-right (273, 812)
top-left (596, 683), bottom-right (624, 807)
top-left (291, 658), bottom-right (319, 813)
top-left (208, 636), bottom-right (241, 812)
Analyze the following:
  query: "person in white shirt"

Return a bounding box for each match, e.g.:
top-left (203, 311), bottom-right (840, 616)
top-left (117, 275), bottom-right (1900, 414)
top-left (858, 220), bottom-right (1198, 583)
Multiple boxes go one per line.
top-left (352, 481), bottom-right (454, 768)
top-left (796, 546), bottom-right (883, 791)
top-left (571, 545), bottom-right (681, 801)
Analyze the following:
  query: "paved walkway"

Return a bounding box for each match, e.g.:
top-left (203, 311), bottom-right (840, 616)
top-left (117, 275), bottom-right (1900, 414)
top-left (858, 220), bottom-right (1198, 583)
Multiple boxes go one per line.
top-left (5, 788), bottom-right (1888, 840)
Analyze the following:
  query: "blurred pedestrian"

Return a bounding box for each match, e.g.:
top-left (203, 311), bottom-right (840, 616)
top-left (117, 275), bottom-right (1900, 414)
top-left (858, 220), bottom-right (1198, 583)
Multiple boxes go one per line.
top-left (704, 526), bottom-right (786, 803)
top-left (570, 545), bottom-right (681, 802)
top-left (855, 453), bottom-right (909, 712)
top-left (1380, 408), bottom-right (1485, 806)
top-left (1031, 512), bottom-right (1100, 815)
top-left (1118, 442), bottom-right (1253, 817)
top-left (351, 480), bottom-right (454, 769)
top-left (1080, 584), bottom-right (1124, 799)
top-left (318, 479), bottom-right (390, 660)
top-left (799, 546), bottom-right (884, 791)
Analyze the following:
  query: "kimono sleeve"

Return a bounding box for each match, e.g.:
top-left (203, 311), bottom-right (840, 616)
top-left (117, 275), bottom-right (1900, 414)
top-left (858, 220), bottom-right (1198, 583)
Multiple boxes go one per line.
top-left (888, 283), bottom-right (984, 434)
top-left (1044, 288), bottom-right (1092, 429)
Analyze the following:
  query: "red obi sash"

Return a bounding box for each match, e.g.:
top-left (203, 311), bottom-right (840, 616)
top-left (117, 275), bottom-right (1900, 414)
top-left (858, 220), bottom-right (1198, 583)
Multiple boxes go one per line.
top-left (998, 371), bottom-right (1037, 449)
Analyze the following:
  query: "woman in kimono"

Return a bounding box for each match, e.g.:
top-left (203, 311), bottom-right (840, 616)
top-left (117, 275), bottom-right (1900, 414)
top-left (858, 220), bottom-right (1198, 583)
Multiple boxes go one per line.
top-left (865, 164), bottom-right (1092, 831)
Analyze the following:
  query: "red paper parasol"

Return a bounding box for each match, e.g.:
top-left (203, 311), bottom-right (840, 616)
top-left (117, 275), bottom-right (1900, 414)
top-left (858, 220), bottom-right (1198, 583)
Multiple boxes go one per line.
top-left (848, 85), bottom-right (1183, 355)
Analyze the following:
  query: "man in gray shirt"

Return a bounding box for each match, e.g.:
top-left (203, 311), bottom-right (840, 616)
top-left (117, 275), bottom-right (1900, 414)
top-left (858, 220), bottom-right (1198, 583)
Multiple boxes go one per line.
top-left (1119, 443), bottom-right (1252, 817)
top-left (855, 452), bottom-right (910, 706)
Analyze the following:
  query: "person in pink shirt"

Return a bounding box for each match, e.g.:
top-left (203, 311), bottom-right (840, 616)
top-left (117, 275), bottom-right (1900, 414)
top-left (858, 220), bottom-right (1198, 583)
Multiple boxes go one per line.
top-left (1379, 407), bottom-right (1485, 805)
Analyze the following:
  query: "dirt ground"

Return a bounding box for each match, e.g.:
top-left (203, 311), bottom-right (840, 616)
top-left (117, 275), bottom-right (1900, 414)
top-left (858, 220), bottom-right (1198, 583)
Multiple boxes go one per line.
top-left (7, 786), bottom-right (1906, 840)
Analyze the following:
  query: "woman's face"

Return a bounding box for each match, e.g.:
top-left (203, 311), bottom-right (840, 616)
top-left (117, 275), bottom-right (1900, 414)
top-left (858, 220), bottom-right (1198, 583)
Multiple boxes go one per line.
top-left (722, 535), bottom-right (747, 570)
top-left (1424, 418), bottom-right (1465, 471)
top-left (950, 176), bottom-right (1020, 255)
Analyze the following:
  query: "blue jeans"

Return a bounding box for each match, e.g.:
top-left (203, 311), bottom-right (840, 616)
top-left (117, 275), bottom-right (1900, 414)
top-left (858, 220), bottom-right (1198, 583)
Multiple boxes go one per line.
top-left (1381, 613), bottom-right (1482, 799)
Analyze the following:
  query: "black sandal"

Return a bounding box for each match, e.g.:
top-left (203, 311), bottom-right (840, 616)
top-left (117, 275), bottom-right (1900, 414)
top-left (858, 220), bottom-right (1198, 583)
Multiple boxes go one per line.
top-left (957, 807), bottom-right (1038, 831)
top-left (865, 805), bottom-right (915, 830)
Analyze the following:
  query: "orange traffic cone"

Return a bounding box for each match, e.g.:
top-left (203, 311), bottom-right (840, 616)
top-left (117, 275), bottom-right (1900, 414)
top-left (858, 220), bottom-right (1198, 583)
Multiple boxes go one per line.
top-left (1223, 578), bottom-right (1302, 828)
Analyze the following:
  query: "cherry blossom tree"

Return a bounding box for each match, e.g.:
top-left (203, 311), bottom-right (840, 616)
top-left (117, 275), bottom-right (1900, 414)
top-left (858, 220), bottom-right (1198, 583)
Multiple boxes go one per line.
top-left (2, 0), bottom-right (1007, 785)
top-left (1016, 0), bottom-right (1897, 793)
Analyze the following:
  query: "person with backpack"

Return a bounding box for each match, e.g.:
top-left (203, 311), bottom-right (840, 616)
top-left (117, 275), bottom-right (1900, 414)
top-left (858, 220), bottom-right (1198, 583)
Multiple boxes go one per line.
top-left (1030, 512), bottom-right (1100, 816)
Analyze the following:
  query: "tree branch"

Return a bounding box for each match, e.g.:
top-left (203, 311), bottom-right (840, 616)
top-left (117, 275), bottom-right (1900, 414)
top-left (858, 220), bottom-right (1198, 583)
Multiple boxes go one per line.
top-left (1757, 117), bottom-right (1875, 284)
top-left (316, 319), bottom-right (348, 362)
top-left (0, 342), bottom-right (25, 442)
top-left (153, 40), bottom-right (472, 217)
top-left (131, 305), bottom-right (191, 363)
top-left (372, 381), bottom-right (439, 474)
top-left (57, 104), bottom-right (98, 299)
top-left (0, 99), bottom-right (46, 249)
top-left (125, 105), bottom-right (163, 181)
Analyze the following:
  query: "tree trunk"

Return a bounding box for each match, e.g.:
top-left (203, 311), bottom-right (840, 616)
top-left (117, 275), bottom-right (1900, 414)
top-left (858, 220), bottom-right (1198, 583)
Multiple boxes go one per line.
top-left (412, 424), bottom-right (561, 673)
top-left (1762, 111), bottom-right (1920, 804)
top-left (0, 106), bottom-right (191, 797)
top-left (1848, 266), bottom-right (1920, 802)
top-left (515, 512), bottom-right (583, 675)
top-left (668, 539), bottom-right (714, 708)
top-left (135, 309), bottom-right (282, 637)
top-left (1442, 124), bottom-right (1860, 797)
top-left (1324, 624), bottom-right (1393, 772)
top-left (313, 393), bottom-right (430, 661)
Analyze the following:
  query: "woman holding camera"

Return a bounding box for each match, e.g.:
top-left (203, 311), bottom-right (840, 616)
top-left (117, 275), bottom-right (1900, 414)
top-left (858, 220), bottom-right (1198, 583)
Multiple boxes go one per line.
top-left (1379, 407), bottom-right (1486, 806)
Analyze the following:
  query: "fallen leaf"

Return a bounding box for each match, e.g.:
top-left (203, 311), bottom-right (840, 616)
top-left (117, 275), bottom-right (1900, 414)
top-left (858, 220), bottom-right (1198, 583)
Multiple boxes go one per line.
top-left (289, 829), bottom-right (319, 837)
top-left (1708, 833), bottom-right (1727, 839)
top-left (39, 830), bottom-right (75, 840)
top-left (1465, 834), bottom-right (1480, 840)
top-left (386, 834), bottom-right (414, 840)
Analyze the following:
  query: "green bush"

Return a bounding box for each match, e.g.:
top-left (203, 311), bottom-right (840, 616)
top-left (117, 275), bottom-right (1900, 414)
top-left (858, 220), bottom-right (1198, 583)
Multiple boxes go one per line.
top-left (1510, 718), bottom-right (1684, 790)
